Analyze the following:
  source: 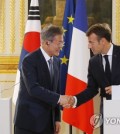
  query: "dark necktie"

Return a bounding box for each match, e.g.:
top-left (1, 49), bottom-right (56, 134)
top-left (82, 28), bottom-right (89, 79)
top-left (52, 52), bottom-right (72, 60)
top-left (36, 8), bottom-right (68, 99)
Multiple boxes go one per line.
top-left (48, 58), bottom-right (53, 82)
top-left (104, 55), bottom-right (112, 99)
top-left (104, 55), bottom-right (111, 85)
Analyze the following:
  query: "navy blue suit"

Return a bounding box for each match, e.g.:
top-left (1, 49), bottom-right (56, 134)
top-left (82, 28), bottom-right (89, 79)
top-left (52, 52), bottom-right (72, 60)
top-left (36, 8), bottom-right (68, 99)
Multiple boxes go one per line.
top-left (76, 45), bottom-right (120, 106)
top-left (14, 49), bottom-right (61, 133)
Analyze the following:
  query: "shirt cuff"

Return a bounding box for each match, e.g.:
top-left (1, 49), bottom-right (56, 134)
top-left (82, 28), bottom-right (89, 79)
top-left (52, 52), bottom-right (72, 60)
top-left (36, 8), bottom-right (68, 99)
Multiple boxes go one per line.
top-left (72, 96), bottom-right (77, 108)
top-left (57, 96), bottom-right (61, 104)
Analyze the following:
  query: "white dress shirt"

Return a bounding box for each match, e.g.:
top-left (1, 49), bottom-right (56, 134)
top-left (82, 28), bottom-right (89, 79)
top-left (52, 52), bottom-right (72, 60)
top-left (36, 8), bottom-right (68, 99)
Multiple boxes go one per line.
top-left (102, 44), bottom-right (113, 70)
top-left (73, 44), bottom-right (120, 107)
top-left (40, 47), bottom-right (53, 68)
top-left (40, 47), bottom-right (60, 103)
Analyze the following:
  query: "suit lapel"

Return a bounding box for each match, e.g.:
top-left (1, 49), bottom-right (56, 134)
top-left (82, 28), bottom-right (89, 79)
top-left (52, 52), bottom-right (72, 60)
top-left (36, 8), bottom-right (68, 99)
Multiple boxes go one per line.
top-left (95, 54), bottom-right (110, 88)
top-left (37, 49), bottom-right (51, 86)
top-left (111, 45), bottom-right (120, 83)
top-left (97, 54), bottom-right (105, 74)
top-left (52, 57), bottom-right (58, 89)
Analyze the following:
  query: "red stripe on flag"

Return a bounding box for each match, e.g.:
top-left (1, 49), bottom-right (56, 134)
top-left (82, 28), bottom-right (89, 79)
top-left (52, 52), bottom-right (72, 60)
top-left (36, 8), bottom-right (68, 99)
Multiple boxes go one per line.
top-left (23, 32), bottom-right (40, 52)
top-left (65, 74), bottom-right (87, 95)
top-left (63, 74), bottom-right (94, 134)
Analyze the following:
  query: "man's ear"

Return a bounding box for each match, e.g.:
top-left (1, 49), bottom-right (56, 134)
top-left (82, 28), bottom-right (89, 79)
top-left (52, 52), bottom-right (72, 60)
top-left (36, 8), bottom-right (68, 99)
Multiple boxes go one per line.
top-left (100, 38), bottom-right (106, 44)
top-left (47, 40), bottom-right (51, 45)
top-left (46, 41), bottom-right (50, 45)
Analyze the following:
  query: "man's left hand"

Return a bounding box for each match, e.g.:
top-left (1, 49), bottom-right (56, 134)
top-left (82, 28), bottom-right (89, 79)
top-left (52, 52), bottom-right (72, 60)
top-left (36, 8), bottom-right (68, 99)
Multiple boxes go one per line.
top-left (54, 121), bottom-right (61, 134)
top-left (105, 86), bottom-right (112, 94)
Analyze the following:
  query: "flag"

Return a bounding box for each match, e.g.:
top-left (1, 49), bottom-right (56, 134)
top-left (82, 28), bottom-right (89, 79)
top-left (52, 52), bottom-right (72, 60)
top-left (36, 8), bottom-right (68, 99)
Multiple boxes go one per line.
top-left (12, 0), bottom-right (41, 104)
top-left (63, 0), bottom-right (94, 134)
top-left (59, 0), bottom-right (75, 95)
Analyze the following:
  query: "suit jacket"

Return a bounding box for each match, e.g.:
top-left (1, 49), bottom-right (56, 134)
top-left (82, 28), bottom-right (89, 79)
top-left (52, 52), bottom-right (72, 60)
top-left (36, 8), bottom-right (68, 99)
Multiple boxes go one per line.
top-left (14, 49), bottom-right (61, 133)
top-left (76, 45), bottom-right (120, 107)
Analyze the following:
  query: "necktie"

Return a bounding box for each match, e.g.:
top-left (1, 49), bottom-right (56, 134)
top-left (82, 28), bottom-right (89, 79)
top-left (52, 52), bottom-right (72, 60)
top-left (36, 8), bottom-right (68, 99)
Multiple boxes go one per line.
top-left (104, 55), bottom-right (111, 85)
top-left (48, 58), bottom-right (53, 82)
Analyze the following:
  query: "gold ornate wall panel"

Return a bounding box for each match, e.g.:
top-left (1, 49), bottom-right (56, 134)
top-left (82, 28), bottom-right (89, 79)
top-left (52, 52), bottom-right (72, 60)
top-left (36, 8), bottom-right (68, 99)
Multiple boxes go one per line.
top-left (19, 0), bottom-right (25, 47)
top-left (112, 0), bottom-right (120, 45)
top-left (0, 0), bottom-right (28, 74)
top-left (9, 0), bottom-right (15, 53)
top-left (115, 0), bottom-right (120, 45)
top-left (0, 56), bottom-right (19, 73)
top-left (0, 0), bottom-right (5, 53)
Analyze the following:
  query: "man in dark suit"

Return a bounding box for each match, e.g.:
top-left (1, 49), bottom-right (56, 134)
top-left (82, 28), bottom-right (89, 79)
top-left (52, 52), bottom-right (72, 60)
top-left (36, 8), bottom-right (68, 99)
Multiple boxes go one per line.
top-left (14, 25), bottom-right (71, 134)
top-left (66, 23), bottom-right (120, 134)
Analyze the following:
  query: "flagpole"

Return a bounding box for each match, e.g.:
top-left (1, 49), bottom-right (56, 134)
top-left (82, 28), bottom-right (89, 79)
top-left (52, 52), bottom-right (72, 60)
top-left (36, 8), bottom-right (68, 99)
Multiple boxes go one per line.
top-left (69, 125), bottom-right (72, 134)
top-left (69, 125), bottom-right (86, 134)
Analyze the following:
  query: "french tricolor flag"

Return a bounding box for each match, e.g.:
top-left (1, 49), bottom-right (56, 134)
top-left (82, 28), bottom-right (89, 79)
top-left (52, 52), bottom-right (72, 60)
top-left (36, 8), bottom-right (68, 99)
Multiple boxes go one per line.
top-left (13, 0), bottom-right (41, 104)
top-left (63, 0), bottom-right (94, 134)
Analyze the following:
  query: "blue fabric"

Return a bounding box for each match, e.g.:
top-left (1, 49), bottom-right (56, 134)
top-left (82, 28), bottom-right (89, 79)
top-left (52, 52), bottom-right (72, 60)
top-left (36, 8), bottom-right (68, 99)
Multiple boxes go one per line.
top-left (74, 0), bottom-right (88, 32)
top-left (59, 0), bottom-right (75, 94)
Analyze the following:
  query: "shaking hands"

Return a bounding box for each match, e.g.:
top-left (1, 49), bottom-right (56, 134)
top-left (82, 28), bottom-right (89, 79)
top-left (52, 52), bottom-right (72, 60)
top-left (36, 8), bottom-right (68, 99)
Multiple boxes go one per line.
top-left (59, 95), bottom-right (75, 108)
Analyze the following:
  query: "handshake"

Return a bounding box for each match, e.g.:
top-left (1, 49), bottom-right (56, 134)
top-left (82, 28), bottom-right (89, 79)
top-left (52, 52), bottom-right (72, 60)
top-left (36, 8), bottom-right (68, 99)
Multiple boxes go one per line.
top-left (59, 95), bottom-right (75, 108)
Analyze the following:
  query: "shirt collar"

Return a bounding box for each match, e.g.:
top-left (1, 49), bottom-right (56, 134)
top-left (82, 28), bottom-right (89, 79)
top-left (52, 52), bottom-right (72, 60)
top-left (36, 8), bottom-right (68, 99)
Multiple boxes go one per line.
top-left (40, 47), bottom-right (53, 62)
top-left (102, 43), bottom-right (113, 57)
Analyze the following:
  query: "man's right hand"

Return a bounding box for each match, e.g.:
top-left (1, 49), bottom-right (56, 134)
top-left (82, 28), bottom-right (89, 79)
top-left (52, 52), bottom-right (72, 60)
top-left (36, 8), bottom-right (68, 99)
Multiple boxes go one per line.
top-left (59, 95), bottom-right (75, 108)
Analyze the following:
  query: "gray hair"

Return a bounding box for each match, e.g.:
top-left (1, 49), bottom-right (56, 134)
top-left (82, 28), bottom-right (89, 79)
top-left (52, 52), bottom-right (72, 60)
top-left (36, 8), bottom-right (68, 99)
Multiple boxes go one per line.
top-left (41, 25), bottom-right (64, 41)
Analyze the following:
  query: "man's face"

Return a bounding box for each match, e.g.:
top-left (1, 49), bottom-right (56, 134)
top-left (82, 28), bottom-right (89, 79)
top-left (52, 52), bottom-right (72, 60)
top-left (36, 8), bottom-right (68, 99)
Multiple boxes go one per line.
top-left (47, 35), bottom-right (64, 56)
top-left (88, 33), bottom-right (104, 55)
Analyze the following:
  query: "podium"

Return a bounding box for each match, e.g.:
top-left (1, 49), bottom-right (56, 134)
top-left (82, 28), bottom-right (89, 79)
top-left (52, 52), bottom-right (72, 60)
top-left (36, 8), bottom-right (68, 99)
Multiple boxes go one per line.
top-left (104, 100), bottom-right (120, 134)
top-left (0, 98), bottom-right (12, 134)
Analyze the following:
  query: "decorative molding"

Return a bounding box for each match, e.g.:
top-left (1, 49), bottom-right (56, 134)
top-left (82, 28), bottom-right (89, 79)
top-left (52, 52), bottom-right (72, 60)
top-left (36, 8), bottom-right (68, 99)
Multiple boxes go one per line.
top-left (0, 56), bottom-right (19, 74)
top-left (0, 81), bottom-right (15, 83)
top-left (115, 0), bottom-right (120, 45)
top-left (113, 0), bottom-right (120, 45)
top-left (0, 66), bottom-right (18, 74)
top-left (0, 0), bottom-right (5, 53)
top-left (9, 0), bottom-right (15, 53)
top-left (19, 0), bottom-right (25, 47)
top-left (0, 56), bottom-right (19, 64)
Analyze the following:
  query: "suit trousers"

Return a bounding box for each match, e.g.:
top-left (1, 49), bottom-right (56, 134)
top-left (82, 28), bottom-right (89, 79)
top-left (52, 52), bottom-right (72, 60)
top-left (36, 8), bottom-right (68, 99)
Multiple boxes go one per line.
top-left (14, 125), bottom-right (54, 134)
top-left (14, 113), bottom-right (54, 134)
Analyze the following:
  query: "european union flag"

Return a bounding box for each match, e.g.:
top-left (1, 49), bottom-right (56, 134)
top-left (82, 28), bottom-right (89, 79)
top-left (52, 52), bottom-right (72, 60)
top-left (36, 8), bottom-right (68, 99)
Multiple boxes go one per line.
top-left (59, 0), bottom-right (75, 95)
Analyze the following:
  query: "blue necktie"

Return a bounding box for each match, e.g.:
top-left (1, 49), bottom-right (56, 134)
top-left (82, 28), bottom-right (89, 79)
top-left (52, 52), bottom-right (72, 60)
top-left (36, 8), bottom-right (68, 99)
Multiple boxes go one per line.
top-left (48, 58), bottom-right (53, 82)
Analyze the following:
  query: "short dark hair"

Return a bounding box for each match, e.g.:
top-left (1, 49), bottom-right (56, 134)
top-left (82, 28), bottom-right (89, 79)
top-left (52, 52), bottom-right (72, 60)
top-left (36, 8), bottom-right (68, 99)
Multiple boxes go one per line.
top-left (41, 25), bottom-right (64, 41)
top-left (86, 23), bottom-right (111, 42)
